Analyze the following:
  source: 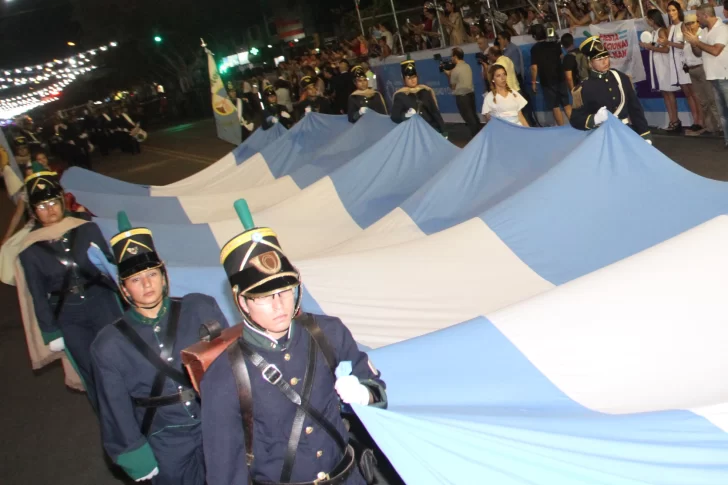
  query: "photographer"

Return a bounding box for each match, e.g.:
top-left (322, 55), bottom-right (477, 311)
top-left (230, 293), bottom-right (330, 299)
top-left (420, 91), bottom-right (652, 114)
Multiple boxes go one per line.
top-left (530, 24), bottom-right (572, 126)
top-left (444, 47), bottom-right (481, 137)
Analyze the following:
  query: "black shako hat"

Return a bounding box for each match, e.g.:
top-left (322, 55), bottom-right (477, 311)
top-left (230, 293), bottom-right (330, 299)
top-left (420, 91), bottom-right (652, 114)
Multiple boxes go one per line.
top-left (110, 211), bottom-right (164, 280)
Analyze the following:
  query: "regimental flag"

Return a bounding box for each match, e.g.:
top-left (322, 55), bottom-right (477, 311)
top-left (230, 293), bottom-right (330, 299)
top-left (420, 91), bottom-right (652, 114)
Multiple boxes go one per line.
top-left (206, 45), bottom-right (242, 146)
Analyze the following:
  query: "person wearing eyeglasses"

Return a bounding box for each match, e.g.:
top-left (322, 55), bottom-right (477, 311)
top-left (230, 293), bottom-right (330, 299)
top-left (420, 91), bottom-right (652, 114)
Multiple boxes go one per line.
top-left (191, 201), bottom-right (388, 485)
top-left (16, 166), bottom-right (122, 406)
top-left (89, 212), bottom-right (229, 484)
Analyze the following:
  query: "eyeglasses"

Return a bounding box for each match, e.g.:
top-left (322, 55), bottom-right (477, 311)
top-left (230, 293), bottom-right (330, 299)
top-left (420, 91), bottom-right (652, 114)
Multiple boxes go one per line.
top-left (247, 289), bottom-right (293, 306)
top-left (35, 199), bottom-right (61, 211)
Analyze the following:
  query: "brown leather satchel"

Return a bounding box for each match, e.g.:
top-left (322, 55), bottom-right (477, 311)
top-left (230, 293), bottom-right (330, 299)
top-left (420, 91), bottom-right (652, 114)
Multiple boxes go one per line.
top-left (181, 323), bottom-right (243, 393)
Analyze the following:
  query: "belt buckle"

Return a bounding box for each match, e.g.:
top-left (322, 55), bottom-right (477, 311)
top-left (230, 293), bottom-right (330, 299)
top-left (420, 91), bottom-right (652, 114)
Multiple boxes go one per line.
top-left (262, 364), bottom-right (282, 385)
top-left (313, 472), bottom-right (330, 484)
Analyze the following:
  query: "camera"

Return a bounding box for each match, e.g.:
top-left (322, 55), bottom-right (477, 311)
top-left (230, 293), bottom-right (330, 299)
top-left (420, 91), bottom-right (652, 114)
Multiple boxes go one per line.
top-left (475, 52), bottom-right (488, 64)
top-left (434, 54), bottom-right (456, 72)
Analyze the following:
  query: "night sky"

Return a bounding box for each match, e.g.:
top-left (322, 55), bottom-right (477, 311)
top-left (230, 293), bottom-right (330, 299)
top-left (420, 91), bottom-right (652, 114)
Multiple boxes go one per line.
top-left (0, 0), bottom-right (82, 69)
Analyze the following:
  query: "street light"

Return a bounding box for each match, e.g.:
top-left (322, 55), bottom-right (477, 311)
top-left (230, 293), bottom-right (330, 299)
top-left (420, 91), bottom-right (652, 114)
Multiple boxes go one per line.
top-left (67, 41), bottom-right (76, 46)
top-left (154, 36), bottom-right (163, 43)
top-left (267, 44), bottom-right (273, 48)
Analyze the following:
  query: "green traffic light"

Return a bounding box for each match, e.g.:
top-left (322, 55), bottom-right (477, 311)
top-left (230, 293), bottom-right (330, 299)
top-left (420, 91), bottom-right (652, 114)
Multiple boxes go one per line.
top-left (154, 36), bottom-right (162, 43)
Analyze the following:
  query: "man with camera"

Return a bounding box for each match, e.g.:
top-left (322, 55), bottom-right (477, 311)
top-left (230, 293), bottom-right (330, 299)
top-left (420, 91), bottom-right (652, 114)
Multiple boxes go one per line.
top-left (443, 47), bottom-right (481, 137)
top-left (530, 24), bottom-right (572, 126)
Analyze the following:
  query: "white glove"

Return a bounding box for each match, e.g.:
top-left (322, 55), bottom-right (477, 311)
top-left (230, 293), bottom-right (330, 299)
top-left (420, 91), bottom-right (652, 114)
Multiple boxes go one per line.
top-left (594, 106), bottom-right (609, 126)
top-left (280, 111), bottom-right (291, 119)
top-left (334, 375), bottom-right (370, 406)
top-left (646, 139), bottom-right (653, 145)
top-left (305, 106), bottom-right (312, 113)
top-left (359, 107), bottom-right (369, 115)
top-left (404, 108), bottom-right (416, 119)
top-left (49, 337), bottom-right (65, 352)
top-left (136, 467), bottom-right (159, 482)
top-left (243, 121), bottom-right (254, 131)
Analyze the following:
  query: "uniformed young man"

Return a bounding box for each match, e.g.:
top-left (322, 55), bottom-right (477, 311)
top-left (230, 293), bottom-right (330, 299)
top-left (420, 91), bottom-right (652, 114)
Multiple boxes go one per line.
top-left (390, 60), bottom-right (447, 134)
top-left (90, 212), bottom-right (229, 484)
top-left (295, 76), bottom-right (333, 118)
top-left (228, 82), bottom-right (256, 140)
top-left (347, 66), bottom-right (388, 123)
top-left (570, 35), bottom-right (652, 143)
top-left (17, 168), bottom-right (121, 403)
top-left (262, 85), bottom-right (294, 130)
top-left (198, 201), bottom-right (387, 485)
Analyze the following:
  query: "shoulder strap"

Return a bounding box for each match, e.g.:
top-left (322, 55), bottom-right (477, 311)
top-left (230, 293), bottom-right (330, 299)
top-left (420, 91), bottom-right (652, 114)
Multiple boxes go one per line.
top-left (35, 230), bottom-right (79, 318)
top-left (280, 329), bottom-right (318, 482)
top-left (227, 341), bottom-right (255, 468)
top-left (113, 299), bottom-right (189, 387)
top-left (297, 313), bottom-right (338, 373)
top-left (237, 339), bottom-right (348, 453)
top-left (610, 70), bottom-right (627, 117)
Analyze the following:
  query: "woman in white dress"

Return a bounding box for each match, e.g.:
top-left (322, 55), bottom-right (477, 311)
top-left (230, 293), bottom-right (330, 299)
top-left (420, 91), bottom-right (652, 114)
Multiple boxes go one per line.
top-left (482, 64), bottom-right (530, 127)
top-left (664, 1), bottom-right (704, 133)
top-left (640, 9), bottom-right (681, 132)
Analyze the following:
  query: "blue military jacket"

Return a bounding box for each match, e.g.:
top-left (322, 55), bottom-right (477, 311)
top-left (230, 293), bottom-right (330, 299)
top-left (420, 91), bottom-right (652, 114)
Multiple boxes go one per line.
top-left (91, 293), bottom-right (229, 481)
top-left (201, 313), bottom-right (386, 485)
top-left (18, 215), bottom-right (115, 343)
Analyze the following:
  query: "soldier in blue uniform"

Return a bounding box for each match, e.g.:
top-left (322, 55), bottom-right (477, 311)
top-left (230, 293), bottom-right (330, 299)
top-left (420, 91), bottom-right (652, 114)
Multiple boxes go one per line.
top-left (196, 200), bottom-right (387, 485)
top-left (18, 168), bottom-right (121, 406)
top-left (570, 35), bottom-right (652, 143)
top-left (347, 66), bottom-right (388, 123)
top-left (390, 60), bottom-right (446, 134)
top-left (90, 212), bottom-right (229, 484)
top-left (295, 76), bottom-right (333, 118)
top-left (262, 85), bottom-right (294, 130)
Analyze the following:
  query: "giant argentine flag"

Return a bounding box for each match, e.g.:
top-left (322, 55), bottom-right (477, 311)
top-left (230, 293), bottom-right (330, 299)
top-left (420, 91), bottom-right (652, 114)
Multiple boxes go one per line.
top-left (65, 114), bottom-right (728, 482)
top-left (62, 113), bottom-right (393, 222)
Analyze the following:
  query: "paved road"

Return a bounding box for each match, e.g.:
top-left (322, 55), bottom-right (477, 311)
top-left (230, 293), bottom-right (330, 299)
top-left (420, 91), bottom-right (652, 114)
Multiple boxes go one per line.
top-left (1, 118), bottom-right (726, 485)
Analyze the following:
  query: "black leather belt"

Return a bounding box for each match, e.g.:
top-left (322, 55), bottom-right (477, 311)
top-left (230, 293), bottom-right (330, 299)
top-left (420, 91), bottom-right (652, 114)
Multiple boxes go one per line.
top-left (133, 388), bottom-right (197, 408)
top-left (49, 278), bottom-right (98, 297)
top-left (252, 444), bottom-right (356, 485)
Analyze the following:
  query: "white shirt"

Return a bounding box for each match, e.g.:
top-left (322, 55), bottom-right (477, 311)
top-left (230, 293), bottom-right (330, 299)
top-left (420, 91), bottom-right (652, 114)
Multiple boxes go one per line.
top-left (702, 20), bottom-right (728, 80)
top-left (481, 90), bottom-right (528, 126)
top-left (683, 27), bottom-right (705, 67)
top-left (381, 31), bottom-right (394, 50)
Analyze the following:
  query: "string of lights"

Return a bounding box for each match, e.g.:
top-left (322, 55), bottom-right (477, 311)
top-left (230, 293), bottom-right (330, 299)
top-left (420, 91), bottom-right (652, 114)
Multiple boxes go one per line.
top-left (0, 40), bottom-right (117, 119)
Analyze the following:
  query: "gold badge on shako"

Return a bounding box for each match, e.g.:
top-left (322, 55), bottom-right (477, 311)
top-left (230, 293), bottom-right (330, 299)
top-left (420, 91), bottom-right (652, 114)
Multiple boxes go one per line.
top-left (250, 251), bottom-right (282, 275)
top-left (127, 246), bottom-right (139, 255)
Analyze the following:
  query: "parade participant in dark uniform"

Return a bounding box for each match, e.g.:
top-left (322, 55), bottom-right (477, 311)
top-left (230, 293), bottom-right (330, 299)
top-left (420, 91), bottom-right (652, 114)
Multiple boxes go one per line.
top-left (391, 60), bottom-right (447, 134)
top-left (229, 82), bottom-right (256, 140)
top-left (17, 167), bottom-right (121, 404)
top-left (262, 85), bottom-right (294, 130)
top-left (570, 35), bottom-right (652, 143)
top-left (295, 76), bottom-right (333, 118)
top-left (188, 200), bottom-right (387, 485)
top-left (90, 212), bottom-right (229, 484)
top-left (347, 66), bottom-right (388, 123)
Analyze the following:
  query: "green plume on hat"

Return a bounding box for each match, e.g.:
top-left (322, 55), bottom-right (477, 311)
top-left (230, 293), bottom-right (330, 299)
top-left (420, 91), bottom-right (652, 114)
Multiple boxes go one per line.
top-left (117, 211), bottom-right (133, 232)
top-left (30, 161), bottom-right (46, 173)
top-left (234, 199), bottom-right (255, 230)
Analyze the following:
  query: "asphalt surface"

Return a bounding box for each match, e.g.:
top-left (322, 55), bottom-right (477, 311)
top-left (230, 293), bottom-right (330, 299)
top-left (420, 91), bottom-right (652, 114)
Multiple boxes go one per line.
top-left (1, 118), bottom-right (726, 485)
